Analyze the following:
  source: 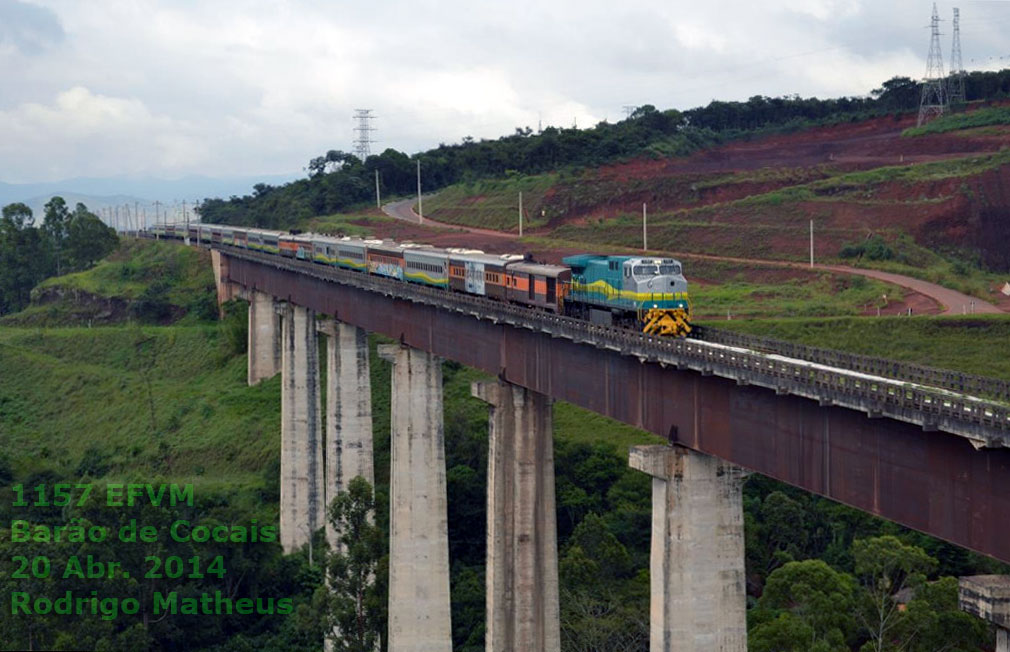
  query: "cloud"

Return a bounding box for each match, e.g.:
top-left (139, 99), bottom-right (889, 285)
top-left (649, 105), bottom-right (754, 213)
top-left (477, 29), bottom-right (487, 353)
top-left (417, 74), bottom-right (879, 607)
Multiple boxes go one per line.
top-left (2, 0), bottom-right (1009, 184)
top-left (0, 0), bottom-right (63, 55)
top-left (0, 87), bottom-right (208, 180)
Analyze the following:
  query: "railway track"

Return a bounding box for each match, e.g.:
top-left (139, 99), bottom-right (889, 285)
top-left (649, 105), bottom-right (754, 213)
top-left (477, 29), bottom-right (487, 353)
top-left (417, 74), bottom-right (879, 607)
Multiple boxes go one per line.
top-left (218, 245), bottom-right (1010, 447)
top-left (689, 324), bottom-right (1010, 403)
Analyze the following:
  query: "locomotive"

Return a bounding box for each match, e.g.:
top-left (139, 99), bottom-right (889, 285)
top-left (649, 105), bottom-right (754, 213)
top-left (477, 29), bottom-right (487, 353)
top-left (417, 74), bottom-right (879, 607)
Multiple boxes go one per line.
top-left (149, 222), bottom-right (692, 337)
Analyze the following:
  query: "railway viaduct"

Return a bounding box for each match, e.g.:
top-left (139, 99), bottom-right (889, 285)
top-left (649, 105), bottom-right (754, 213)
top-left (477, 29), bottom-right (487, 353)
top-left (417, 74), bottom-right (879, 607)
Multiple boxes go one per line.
top-left (208, 245), bottom-right (1010, 652)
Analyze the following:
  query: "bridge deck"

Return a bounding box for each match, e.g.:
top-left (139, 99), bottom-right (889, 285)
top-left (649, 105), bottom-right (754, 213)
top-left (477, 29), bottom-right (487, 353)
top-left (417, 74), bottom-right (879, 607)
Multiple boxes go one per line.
top-left (222, 247), bottom-right (1010, 563)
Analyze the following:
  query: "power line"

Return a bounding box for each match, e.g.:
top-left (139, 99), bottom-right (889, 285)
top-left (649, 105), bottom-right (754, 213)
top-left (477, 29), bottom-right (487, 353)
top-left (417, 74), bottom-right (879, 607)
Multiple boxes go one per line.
top-left (353, 109), bottom-right (376, 161)
top-left (918, 3), bottom-right (948, 127)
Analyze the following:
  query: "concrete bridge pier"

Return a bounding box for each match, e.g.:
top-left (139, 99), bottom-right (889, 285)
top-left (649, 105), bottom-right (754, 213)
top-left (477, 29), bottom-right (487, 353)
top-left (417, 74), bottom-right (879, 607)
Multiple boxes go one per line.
top-left (629, 445), bottom-right (748, 652)
top-left (472, 380), bottom-right (560, 652)
top-left (248, 290), bottom-right (282, 385)
top-left (319, 320), bottom-right (374, 548)
top-left (279, 303), bottom-right (325, 554)
top-left (959, 575), bottom-right (1010, 651)
top-left (378, 344), bottom-right (452, 652)
top-left (210, 249), bottom-right (239, 317)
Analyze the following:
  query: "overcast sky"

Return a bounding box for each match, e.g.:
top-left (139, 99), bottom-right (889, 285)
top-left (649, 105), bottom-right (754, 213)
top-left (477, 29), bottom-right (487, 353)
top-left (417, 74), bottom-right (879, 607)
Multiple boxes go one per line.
top-left (1, 0), bottom-right (1008, 184)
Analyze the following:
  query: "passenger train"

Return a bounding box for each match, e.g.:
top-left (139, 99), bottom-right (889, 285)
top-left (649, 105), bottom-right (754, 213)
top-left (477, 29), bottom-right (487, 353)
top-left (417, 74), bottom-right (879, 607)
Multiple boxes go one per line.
top-left (149, 223), bottom-right (692, 336)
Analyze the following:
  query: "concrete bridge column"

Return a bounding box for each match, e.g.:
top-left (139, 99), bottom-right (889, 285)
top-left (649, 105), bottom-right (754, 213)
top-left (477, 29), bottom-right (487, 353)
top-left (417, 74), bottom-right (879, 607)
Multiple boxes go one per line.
top-left (959, 575), bottom-right (1010, 651)
top-left (248, 291), bottom-right (282, 386)
top-left (210, 249), bottom-right (238, 316)
top-left (472, 380), bottom-right (560, 652)
top-left (629, 445), bottom-right (748, 652)
top-left (319, 320), bottom-right (374, 548)
top-left (280, 303), bottom-right (325, 554)
top-left (378, 344), bottom-right (452, 652)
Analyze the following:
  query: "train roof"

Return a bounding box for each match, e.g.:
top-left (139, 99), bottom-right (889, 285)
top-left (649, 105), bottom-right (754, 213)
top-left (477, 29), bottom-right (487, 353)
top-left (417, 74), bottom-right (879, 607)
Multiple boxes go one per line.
top-left (405, 247), bottom-right (448, 259)
top-left (449, 252), bottom-right (525, 266)
top-left (562, 254), bottom-right (632, 265)
top-left (508, 262), bottom-right (570, 276)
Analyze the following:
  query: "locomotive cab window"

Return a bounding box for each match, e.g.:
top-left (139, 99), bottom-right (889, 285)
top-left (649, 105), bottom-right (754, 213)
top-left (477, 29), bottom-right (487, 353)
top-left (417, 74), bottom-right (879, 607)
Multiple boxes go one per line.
top-left (633, 265), bottom-right (658, 276)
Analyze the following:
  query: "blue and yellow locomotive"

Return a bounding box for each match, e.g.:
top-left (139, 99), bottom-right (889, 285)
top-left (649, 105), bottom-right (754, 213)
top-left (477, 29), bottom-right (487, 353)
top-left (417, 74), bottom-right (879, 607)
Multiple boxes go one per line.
top-left (563, 254), bottom-right (691, 336)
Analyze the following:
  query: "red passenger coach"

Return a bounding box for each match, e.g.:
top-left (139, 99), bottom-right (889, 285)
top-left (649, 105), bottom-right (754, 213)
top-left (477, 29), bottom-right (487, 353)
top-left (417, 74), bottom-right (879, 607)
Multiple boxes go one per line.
top-left (506, 263), bottom-right (571, 313)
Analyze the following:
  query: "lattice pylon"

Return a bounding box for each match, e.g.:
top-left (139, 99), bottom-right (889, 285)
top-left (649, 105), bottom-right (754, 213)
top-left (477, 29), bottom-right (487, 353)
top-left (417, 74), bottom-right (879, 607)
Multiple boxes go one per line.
top-left (918, 3), bottom-right (948, 127)
top-left (949, 7), bottom-right (966, 105)
top-left (353, 109), bottom-right (375, 161)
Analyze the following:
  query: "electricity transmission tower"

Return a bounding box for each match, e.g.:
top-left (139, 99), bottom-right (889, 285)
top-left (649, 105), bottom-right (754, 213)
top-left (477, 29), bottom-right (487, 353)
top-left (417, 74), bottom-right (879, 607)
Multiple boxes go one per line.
top-left (353, 109), bottom-right (375, 161)
top-left (918, 3), bottom-right (948, 127)
top-left (949, 7), bottom-right (966, 105)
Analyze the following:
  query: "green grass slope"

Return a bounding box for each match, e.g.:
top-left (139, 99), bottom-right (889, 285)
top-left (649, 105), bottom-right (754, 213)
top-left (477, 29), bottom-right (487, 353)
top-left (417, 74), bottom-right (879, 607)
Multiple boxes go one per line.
top-left (2, 238), bottom-right (218, 327)
top-left (0, 325), bottom-right (277, 489)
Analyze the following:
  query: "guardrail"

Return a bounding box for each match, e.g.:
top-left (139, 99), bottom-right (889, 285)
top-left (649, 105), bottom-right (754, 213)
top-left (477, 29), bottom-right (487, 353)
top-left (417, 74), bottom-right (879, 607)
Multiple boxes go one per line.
top-left (692, 325), bottom-right (1010, 403)
top-left (222, 247), bottom-right (1010, 447)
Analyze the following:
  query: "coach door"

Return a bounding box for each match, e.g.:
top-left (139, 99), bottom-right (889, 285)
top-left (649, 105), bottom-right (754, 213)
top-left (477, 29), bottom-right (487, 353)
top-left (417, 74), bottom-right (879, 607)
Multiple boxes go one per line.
top-left (465, 261), bottom-right (486, 295)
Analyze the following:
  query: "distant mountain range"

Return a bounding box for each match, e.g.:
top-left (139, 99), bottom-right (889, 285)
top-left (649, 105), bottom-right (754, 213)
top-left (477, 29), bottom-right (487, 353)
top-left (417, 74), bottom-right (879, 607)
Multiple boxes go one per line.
top-left (0, 173), bottom-right (301, 224)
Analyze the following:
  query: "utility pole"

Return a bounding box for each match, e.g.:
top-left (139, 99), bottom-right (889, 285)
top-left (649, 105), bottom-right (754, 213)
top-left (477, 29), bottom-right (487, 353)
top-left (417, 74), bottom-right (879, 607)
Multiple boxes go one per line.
top-left (810, 220), bottom-right (814, 267)
top-left (643, 203), bottom-right (648, 251)
top-left (135, 201), bottom-right (140, 233)
top-left (623, 105), bottom-right (636, 120)
top-left (154, 200), bottom-right (161, 230)
top-left (416, 159), bottom-right (423, 224)
top-left (375, 170), bottom-right (381, 209)
top-left (518, 191), bottom-right (523, 237)
top-left (183, 200), bottom-right (189, 244)
top-left (918, 3), bottom-right (948, 126)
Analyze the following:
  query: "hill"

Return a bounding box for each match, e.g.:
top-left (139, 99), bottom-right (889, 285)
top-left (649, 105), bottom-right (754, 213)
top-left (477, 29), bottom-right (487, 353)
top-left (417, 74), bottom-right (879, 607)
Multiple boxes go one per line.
top-left (424, 106), bottom-right (1010, 278)
top-left (1, 239), bottom-right (218, 327)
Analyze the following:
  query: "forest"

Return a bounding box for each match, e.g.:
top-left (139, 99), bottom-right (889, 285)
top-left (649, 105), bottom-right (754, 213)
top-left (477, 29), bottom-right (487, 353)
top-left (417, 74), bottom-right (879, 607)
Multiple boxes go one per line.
top-left (197, 70), bottom-right (1010, 230)
top-left (0, 198), bottom-right (118, 316)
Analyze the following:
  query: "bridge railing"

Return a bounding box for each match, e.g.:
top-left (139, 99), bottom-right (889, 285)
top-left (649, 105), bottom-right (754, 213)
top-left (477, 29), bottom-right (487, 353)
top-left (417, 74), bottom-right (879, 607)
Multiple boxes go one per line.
top-left (224, 247), bottom-right (1010, 446)
top-left (691, 325), bottom-right (1010, 403)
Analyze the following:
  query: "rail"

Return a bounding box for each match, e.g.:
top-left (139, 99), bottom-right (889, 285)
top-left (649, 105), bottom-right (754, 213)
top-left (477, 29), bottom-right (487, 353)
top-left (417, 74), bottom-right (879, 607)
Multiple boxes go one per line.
top-left (221, 246), bottom-right (1010, 448)
top-left (691, 325), bottom-right (1010, 403)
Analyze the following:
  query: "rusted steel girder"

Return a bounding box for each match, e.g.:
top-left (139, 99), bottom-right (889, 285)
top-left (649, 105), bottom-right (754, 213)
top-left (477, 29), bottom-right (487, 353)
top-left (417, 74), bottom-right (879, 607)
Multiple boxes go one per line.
top-left (226, 255), bottom-right (1010, 564)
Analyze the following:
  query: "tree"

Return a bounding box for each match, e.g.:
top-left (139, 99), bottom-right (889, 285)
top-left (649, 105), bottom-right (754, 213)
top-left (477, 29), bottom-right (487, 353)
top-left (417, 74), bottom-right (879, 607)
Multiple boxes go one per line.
top-left (871, 77), bottom-right (920, 112)
top-left (65, 203), bottom-right (118, 270)
top-left (1, 202), bottom-right (33, 229)
top-left (320, 476), bottom-right (384, 652)
top-left (750, 559), bottom-right (857, 651)
top-left (852, 535), bottom-right (938, 652)
top-left (0, 202), bottom-right (48, 314)
top-left (558, 513), bottom-right (647, 651)
top-left (42, 196), bottom-right (71, 275)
